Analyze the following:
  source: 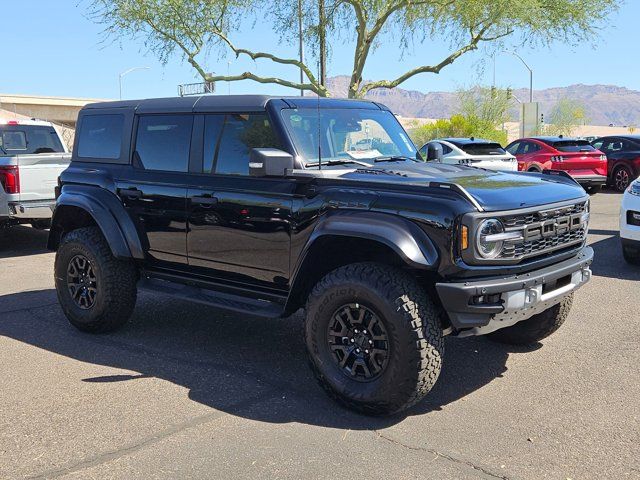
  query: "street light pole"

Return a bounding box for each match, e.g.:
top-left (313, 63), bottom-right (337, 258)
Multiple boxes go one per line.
top-left (504, 51), bottom-right (533, 103)
top-left (119, 66), bottom-right (150, 100)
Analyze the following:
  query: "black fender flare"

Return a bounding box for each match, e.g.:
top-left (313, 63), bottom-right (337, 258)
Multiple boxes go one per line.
top-left (303, 210), bottom-right (438, 269)
top-left (48, 185), bottom-right (145, 260)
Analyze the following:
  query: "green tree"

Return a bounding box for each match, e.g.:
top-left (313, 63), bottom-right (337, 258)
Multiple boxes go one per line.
top-left (408, 86), bottom-right (512, 146)
top-left (544, 99), bottom-right (587, 136)
top-left (92, 0), bottom-right (619, 98)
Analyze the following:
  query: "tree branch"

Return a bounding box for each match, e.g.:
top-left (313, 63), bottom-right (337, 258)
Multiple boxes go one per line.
top-left (143, 13), bottom-right (327, 97)
top-left (357, 25), bottom-right (510, 97)
top-left (214, 32), bottom-right (326, 95)
top-left (205, 72), bottom-right (325, 95)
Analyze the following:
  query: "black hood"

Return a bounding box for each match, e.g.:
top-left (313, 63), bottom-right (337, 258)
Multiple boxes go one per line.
top-left (336, 162), bottom-right (587, 211)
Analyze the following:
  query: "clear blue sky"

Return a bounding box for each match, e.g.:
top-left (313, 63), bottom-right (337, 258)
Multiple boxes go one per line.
top-left (1, 1), bottom-right (638, 100)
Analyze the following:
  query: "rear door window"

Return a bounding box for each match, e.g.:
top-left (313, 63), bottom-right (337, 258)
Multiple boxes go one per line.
top-left (134, 115), bottom-right (193, 172)
top-left (519, 142), bottom-right (541, 155)
top-left (77, 114), bottom-right (124, 159)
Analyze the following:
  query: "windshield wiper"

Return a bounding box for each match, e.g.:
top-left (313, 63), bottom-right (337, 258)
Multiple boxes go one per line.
top-left (305, 159), bottom-right (372, 168)
top-left (374, 155), bottom-right (419, 163)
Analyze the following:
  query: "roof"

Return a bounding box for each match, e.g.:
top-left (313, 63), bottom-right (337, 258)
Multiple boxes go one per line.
top-left (592, 134), bottom-right (640, 141)
top-left (528, 136), bottom-right (583, 142)
top-left (439, 137), bottom-right (497, 145)
top-left (83, 95), bottom-right (385, 113)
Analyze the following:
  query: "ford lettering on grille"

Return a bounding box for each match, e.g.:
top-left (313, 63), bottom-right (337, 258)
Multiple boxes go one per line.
top-left (499, 202), bottom-right (588, 259)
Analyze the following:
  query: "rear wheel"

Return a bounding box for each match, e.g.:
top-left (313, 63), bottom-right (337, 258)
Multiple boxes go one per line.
top-left (304, 263), bottom-right (444, 416)
top-left (489, 294), bottom-right (573, 345)
top-left (613, 165), bottom-right (633, 192)
top-left (55, 227), bottom-right (138, 333)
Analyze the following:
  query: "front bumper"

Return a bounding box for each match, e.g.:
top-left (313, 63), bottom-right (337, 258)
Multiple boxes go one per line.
top-left (620, 192), bottom-right (640, 242)
top-left (574, 175), bottom-right (607, 187)
top-left (9, 201), bottom-right (55, 219)
top-left (436, 247), bottom-right (593, 336)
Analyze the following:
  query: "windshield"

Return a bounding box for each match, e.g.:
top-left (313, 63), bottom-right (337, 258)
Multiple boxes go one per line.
top-left (458, 143), bottom-right (506, 156)
top-left (548, 140), bottom-right (595, 153)
top-left (280, 108), bottom-right (416, 167)
top-left (0, 125), bottom-right (65, 156)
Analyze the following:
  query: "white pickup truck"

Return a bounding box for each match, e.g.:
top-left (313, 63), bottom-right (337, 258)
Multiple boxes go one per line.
top-left (0, 118), bottom-right (71, 229)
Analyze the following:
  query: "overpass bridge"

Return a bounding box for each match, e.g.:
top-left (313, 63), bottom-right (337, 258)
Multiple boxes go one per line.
top-left (0, 94), bottom-right (108, 127)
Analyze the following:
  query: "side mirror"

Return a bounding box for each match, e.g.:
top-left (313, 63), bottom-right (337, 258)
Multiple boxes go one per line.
top-left (426, 143), bottom-right (443, 162)
top-left (249, 148), bottom-right (295, 177)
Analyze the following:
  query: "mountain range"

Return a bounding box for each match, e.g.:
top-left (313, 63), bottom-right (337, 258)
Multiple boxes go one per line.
top-left (325, 76), bottom-right (640, 126)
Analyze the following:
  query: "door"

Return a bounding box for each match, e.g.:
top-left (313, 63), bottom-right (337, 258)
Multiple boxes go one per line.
top-left (116, 114), bottom-right (193, 267)
top-left (516, 141), bottom-right (543, 170)
top-left (186, 112), bottom-right (295, 289)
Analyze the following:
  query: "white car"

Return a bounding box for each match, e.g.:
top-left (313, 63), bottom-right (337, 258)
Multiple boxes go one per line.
top-left (419, 138), bottom-right (518, 172)
top-left (620, 177), bottom-right (640, 265)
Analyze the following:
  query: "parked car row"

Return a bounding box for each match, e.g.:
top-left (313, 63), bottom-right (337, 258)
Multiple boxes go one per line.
top-left (0, 118), bottom-right (71, 229)
top-left (591, 135), bottom-right (640, 192)
top-left (419, 135), bottom-right (640, 194)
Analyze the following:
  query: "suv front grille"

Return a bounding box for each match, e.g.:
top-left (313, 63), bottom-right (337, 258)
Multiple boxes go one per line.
top-left (498, 201), bottom-right (588, 260)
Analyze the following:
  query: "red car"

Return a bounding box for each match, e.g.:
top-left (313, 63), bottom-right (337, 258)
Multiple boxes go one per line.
top-left (505, 136), bottom-right (608, 193)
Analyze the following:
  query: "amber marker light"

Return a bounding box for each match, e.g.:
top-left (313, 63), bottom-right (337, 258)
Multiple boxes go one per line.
top-left (461, 225), bottom-right (469, 250)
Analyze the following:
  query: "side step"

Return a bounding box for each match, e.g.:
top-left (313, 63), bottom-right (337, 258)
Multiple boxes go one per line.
top-left (138, 277), bottom-right (285, 319)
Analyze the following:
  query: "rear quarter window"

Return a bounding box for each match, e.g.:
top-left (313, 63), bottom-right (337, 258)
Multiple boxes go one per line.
top-left (77, 114), bottom-right (124, 159)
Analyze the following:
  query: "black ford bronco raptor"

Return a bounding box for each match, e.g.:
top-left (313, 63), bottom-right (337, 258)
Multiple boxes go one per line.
top-left (49, 96), bottom-right (593, 415)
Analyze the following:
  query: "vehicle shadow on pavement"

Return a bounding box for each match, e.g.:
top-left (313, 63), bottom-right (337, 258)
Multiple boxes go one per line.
top-left (0, 225), bottom-right (49, 259)
top-left (0, 289), bottom-right (530, 429)
top-left (588, 229), bottom-right (640, 281)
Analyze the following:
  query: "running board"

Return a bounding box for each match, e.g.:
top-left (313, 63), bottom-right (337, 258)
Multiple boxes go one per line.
top-left (138, 277), bottom-right (285, 319)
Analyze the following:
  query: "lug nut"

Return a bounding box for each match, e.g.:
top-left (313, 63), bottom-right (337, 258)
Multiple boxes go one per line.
top-left (354, 329), bottom-right (359, 334)
top-left (356, 348), bottom-right (361, 353)
top-left (362, 330), bottom-right (367, 334)
top-left (350, 338), bottom-right (355, 343)
top-left (369, 340), bottom-right (373, 345)
top-left (365, 349), bottom-right (369, 354)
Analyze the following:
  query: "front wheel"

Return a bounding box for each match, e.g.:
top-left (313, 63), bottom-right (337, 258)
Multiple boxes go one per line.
top-left (304, 263), bottom-right (444, 416)
top-left (489, 294), bottom-right (573, 345)
top-left (54, 226), bottom-right (138, 333)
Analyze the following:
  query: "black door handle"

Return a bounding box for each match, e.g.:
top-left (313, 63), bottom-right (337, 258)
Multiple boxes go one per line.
top-left (192, 195), bottom-right (218, 206)
top-left (120, 187), bottom-right (142, 199)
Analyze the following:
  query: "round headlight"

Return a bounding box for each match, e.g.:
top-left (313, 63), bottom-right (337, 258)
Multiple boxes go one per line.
top-left (476, 218), bottom-right (504, 259)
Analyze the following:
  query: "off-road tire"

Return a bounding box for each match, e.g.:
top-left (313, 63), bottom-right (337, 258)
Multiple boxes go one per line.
top-left (55, 227), bottom-right (138, 333)
top-left (488, 294), bottom-right (573, 345)
top-left (622, 244), bottom-right (640, 265)
top-left (304, 263), bottom-right (444, 416)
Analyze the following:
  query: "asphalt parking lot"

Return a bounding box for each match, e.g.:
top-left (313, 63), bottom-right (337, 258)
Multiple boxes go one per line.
top-left (1, 192), bottom-right (638, 480)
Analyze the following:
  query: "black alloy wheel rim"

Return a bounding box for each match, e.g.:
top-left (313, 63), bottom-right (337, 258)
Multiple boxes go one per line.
top-left (67, 254), bottom-right (98, 309)
top-left (615, 168), bottom-right (630, 191)
top-left (326, 303), bottom-right (390, 382)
